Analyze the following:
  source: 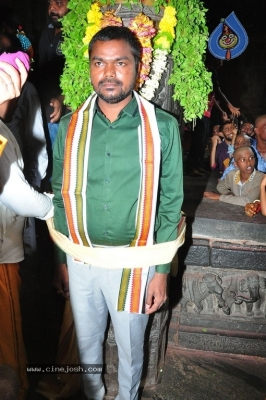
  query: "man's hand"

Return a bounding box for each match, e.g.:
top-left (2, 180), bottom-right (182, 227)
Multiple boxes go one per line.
top-left (0, 59), bottom-right (28, 104)
top-left (221, 111), bottom-right (228, 121)
top-left (145, 272), bottom-right (168, 315)
top-left (211, 135), bottom-right (221, 147)
top-left (227, 104), bottom-right (240, 117)
top-left (50, 95), bottom-right (64, 123)
top-left (203, 191), bottom-right (220, 200)
top-left (52, 263), bottom-right (70, 299)
top-left (245, 202), bottom-right (259, 217)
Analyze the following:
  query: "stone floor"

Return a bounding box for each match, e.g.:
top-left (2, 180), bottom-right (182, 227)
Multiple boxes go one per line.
top-left (140, 347), bottom-right (266, 400)
top-left (24, 152), bottom-right (266, 399)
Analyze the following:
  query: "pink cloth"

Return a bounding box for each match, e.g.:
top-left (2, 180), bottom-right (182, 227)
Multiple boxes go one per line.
top-left (0, 51), bottom-right (30, 72)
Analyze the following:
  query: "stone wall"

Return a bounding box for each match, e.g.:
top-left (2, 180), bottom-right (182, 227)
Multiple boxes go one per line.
top-left (168, 199), bottom-right (266, 357)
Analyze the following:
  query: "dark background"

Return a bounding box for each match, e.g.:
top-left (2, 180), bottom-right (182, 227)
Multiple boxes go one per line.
top-left (1, 0), bottom-right (266, 120)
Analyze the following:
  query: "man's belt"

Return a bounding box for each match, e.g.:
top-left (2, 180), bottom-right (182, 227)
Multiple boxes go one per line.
top-left (46, 216), bottom-right (186, 269)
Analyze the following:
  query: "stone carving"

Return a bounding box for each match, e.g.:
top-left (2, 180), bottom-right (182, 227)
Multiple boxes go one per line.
top-left (178, 332), bottom-right (266, 357)
top-left (181, 271), bottom-right (266, 317)
top-left (181, 272), bottom-right (230, 315)
top-left (223, 272), bottom-right (266, 317)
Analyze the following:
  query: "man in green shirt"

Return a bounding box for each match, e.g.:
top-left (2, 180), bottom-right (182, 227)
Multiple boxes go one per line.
top-left (52, 26), bottom-right (183, 400)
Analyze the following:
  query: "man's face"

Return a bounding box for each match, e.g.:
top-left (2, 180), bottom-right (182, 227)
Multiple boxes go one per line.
top-left (254, 118), bottom-right (266, 141)
top-left (240, 122), bottom-right (254, 137)
top-left (234, 134), bottom-right (250, 149)
top-left (89, 39), bottom-right (139, 105)
top-left (222, 123), bottom-right (233, 141)
top-left (48, 0), bottom-right (69, 29)
top-left (234, 148), bottom-right (255, 175)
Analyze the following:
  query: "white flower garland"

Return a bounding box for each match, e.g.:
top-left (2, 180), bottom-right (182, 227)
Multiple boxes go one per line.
top-left (140, 49), bottom-right (168, 100)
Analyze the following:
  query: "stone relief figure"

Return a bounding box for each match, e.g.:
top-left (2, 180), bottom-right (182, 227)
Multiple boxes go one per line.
top-left (222, 272), bottom-right (266, 317)
top-left (181, 271), bottom-right (266, 317)
top-left (181, 273), bottom-right (230, 315)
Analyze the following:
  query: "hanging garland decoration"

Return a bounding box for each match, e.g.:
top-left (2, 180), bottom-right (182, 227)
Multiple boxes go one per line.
top-left (60, 0), bottom-right (212, 121)
top-left (140, 5), bottom-right (177, 100)
top-left (168, 0), bottom-right (212, 121)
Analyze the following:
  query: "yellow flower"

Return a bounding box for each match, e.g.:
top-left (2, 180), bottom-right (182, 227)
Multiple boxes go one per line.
top-left (158, 6), bottom-right (177, 38)
top-left (87, 3), bottom-right (102, 24)
top-left (156, 36), bottom-right (171, 50)
top-left (83, 25), bottom-right (101, 45)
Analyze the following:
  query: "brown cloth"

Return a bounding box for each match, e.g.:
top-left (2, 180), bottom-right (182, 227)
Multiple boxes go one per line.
top-left (0, 263), bottom-right (28, 400)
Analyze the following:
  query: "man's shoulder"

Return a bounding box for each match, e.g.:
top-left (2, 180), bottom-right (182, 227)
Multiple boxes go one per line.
top-left (60, 111), bottom-right (73, 127)
top-left (154, 106), bottom-right (179, 135)
top-left (254, 170), bottom-right (265, 179)
top-left (40, 24), bottom-right (53, 37)
top-left (217, 140), bottom-right (228, 151)
top-left (227, 168), bottom-right (238, 178)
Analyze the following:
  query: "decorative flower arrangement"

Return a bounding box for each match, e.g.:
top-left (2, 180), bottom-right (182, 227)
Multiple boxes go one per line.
top-left (60, 0), bottom-right (212, 121)
top-left (140, 5), bottom-right (176, 100)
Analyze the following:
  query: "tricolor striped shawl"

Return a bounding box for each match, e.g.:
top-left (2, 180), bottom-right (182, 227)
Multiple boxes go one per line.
top-left (62, 92), bottom-right (161, 313)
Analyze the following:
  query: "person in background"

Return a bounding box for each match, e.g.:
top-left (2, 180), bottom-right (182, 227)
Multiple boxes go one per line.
top-left (212, 124), bottom-right (224, 142)
top-left (0, 55), bottom-right (53, 400)
top-left (204, 146), bottom-right (264, 206)
top-left (240, 121), bottom-right (254, 138)
top-left (219, 133), bottom-right (251, 180)
top-left (210, 120), bottom-right (238, 173)
top-left (36, 0), bottom-right (69, 148)
top-left (250, 114), bottom-right (266, 173)
top-left (0, 33), bottom-right (48, 296)
top-left (186, 53), bottom-right (240, 177)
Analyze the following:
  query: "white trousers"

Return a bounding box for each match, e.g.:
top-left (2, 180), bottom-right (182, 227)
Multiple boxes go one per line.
top-left (67, 255), bottom-right (154, 400)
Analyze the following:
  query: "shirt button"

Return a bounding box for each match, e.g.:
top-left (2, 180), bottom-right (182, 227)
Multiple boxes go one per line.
top-left (105, 179), bottom-right (109, 183)
top-left (104, 205), bottom-right (108, 209)
top-left (107, 152), bottom-right (110, 156)
top-left (104, 231), bottom-right (109, 236)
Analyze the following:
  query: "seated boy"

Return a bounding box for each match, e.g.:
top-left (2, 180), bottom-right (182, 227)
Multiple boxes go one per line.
top-left (220, 133), bottom-right (251, 180)
top-left (204, 146), bottom-right (264, 206)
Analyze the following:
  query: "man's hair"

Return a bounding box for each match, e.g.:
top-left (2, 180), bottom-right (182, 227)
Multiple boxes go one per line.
top-left (89, 26), bottom-right (141, 70)
top-left (0, 32), bottom-right (22, 54)
top-left (255, 114), bottom-right (266, 128)
top-left (233, 145), bottom-right (253, 159)
top-left (219, 120), bottom-right (231, 132)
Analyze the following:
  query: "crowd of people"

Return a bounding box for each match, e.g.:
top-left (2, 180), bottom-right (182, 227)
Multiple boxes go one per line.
top-left (0, 1), bottom-right (265, 400)
top-left (202, 115), bottom-right (266, 215)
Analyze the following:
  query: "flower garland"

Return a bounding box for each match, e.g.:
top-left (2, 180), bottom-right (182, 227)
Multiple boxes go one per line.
top-left (82, 4), bottom-right (156, 87)
top-left (140, 6), bottom-right (177, 100)
top-left (60, 0), bottom-right (212, 120)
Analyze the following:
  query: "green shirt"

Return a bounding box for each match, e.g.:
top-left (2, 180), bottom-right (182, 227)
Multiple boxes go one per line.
top-left (52, 95), bottom-right (183, 273)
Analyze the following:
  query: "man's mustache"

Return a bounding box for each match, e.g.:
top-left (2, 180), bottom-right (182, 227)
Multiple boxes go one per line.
top-left (99, 79), bottom-right (122, 86)
top-left (49, 12), bottom-right (60, 18)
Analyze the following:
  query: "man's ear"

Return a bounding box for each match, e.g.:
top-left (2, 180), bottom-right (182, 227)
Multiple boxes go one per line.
top-left (233, 160), bottom-right (237, 167)
top-left (254, 127), bottom-right (258, 135)
top-left (137, 62), bottom-right (141, 75)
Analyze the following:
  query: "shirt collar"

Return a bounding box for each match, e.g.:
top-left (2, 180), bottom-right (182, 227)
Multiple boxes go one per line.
top-left (94, 94), bottom-right (138, 118)
top-left (234, 169), bottom-right (256, 184)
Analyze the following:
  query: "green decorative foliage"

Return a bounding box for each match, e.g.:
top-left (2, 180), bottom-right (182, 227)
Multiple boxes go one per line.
top-left (60, 0), bottom-right (93, 111)
top-left (60, 0), bottom-right (212, 119)
top-left (168, 0), bottom-right (212, 121)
